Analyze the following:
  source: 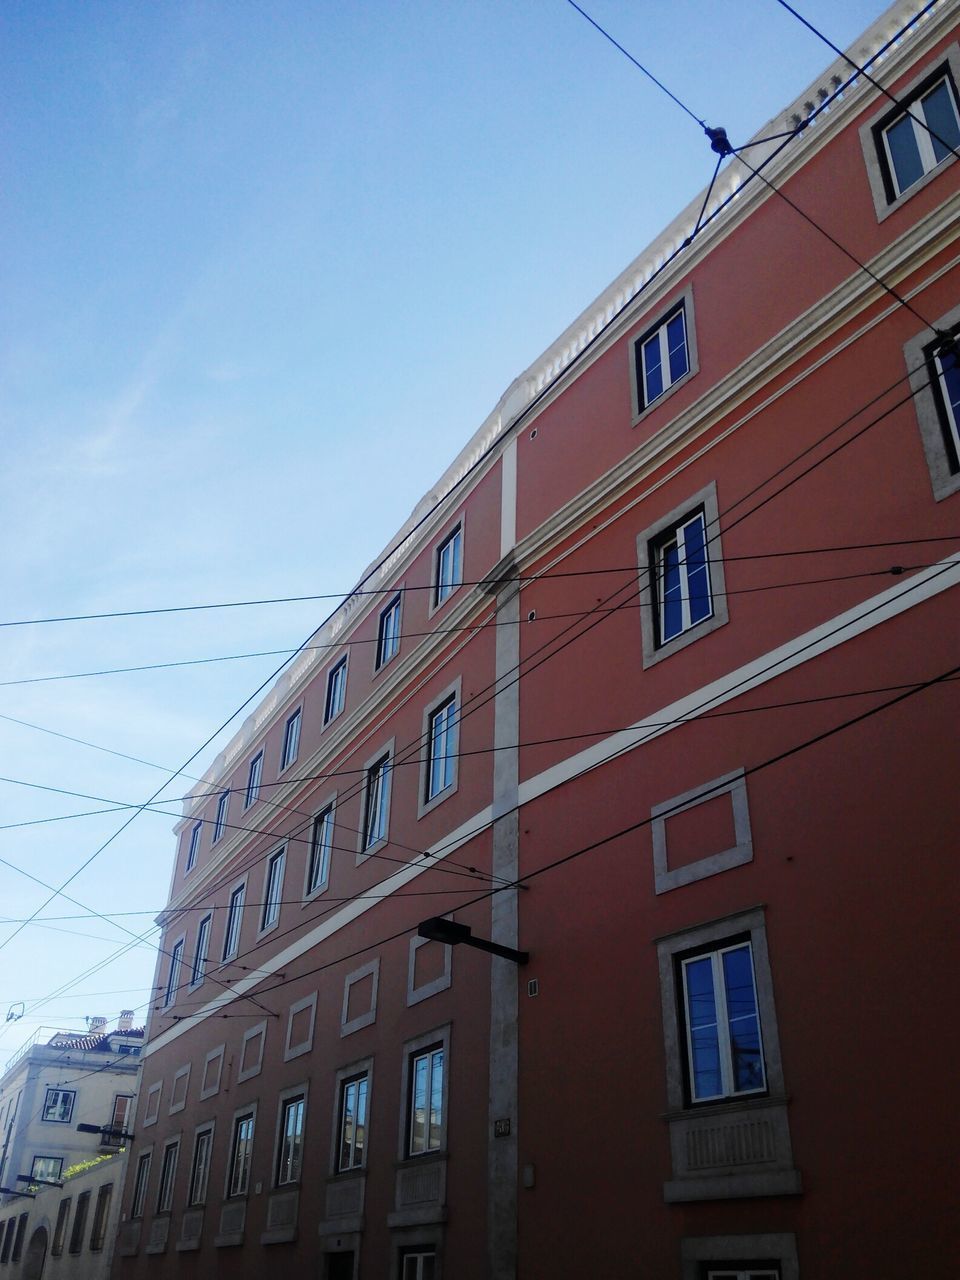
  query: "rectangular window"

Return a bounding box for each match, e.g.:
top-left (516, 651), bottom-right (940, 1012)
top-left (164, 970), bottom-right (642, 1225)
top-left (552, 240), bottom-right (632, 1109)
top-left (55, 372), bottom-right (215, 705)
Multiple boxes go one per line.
top-left (324, 658), bottom-right (348, 724)
top-left (0, 1219), bottom-right (14, 1264)
top-left (89, 1183), bottom-right (113, 1251)
top-left (156, 1140), bottom-right (179, 1213)
top-left (245, 751), bottom-right (263, 807)
top-left (52, 1197), bottom-right (71, 1255)
top-left (308, 804), bottom-right (334, 895)
top-left (425, 694), bottom-right (458, 802)
top-left (653, 509), bottom-right (712, 646)
top-left (376, 594), bottom-right (402, 668)
top-left (337, 1071), bottom-right (369, 1172)
top-left (635, 303), bottom-right (689, 411)
top-left (276, 1095), bottom-right (305, 1186)
top-left (164, 938), bottom-right (185, 1006)
top-left (192, 914), bottom-right (212, 986)
top-left (933, 338), bottom-right (960, 472)
top-left (188, 1127), bottom-right (213, 1206)
top-left (130, 1152), bottom-right (151, 1218)
top-left (222, 884), bottom-right (245, 960)
top-left (401, 1249), bottom-right (437, 1280)
top-left (42, 1089), bottom-right (75, 1124)
top-left (434, 524), bottom-right (463, 607)
top-left (11, 1214), bottom-right (26, 1263)
top-left (185, 821), bottom-right (201, 872)
top-left (408, 1045), bottom-right (444, 1156)
top-left (68, 1190), bottom-right (90, 1254)
top-left (228, 1112), bottom-right (255, 1197)
top-left (362, 752), bottom-right (391, 850)
top-left (281, 709), bottom-right (301, 770)
top-left (261, 848), bottom-right (285, 930)
top-left (103, 1093), bottom-right (132, 1147)
top-left (681, 941), bottom-right (766, 1103)
top-left (213, 789), bottom-right (230, 843)
top-left (880, 73), bottom-right (960, 199)
top-left (30, 1155), bottom-right (63, 1183)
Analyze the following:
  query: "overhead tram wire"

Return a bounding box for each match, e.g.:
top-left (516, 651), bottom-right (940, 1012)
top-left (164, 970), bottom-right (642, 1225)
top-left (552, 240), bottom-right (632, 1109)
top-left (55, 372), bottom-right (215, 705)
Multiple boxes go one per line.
top-left (145, 356), bottom-right (957, 965)
top-left (170, 660), bottom-right (958, 1022)
top-left (6, 5), bottom-right (951, 1019)
top-left (8, 321), bottom-right (950, 1033)
top-left (1, 537), bottom-right (956, 692)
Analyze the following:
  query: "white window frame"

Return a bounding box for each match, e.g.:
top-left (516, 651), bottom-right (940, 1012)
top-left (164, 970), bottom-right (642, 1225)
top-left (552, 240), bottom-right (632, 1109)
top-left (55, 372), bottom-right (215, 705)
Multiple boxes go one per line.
top-left (881, 73), bottom-right (960, 197)
top-left (226, 1106), bottom-right (256, 1199)
top-left (376, 593), bottom-right (403, 670)
top-left (41, 1088), bottom-right (76, 1124)
top-left (156, 1137), bottom-right (179, 1214)
top-left (680, 941), bottom-right (766, 1103)
top-left (185, 821), bottom-right (201, 873)
top-left (280, 708), bottom-right (302, 772)
top-left (260, 847), bottom-right (286, 933)
top-left (29, 1155), bottom-right (63, 1183)
top-left (399, 1024), bottom-right (450, 1160)
top-left (419, 678), bottom-right (461, 817)
top-left (432, 522), bottom-right (463, 611)
top-left (860, 46), bottom-right (960, 219)
top-left (131, 1150), bottom-right (152, 1218)
top-left (629, 285), bottom-right (699, 424)
top-left (213, 790), bottom-right (230, 843)
top-left (400, 1249), bottom-right (438, 1280)
top-left (324, 656), bottom-right (348, 725)
top-left (274, 1086), bottom-right (307, 1187)
top-left (188, 1122), bottom-right (215, 1207)
top-left (245, 751), bottom-right (263, 807)
top-left (305, 799), bottom-right (336, 899)
top-left (904, 302), bottom-right (960, 502)
top-left (164, 937), bottom-right (185, 1006)
top-left (357, 740), bottom-right (393, 859)
top-left (191, 914), bottom-right (212, 987)
top-left (637, 481), bottom-right (728, 668)
top-left (222, 881), bottom-right (246, 961)
top-left (334, 1065), bottom-right (371, 1173)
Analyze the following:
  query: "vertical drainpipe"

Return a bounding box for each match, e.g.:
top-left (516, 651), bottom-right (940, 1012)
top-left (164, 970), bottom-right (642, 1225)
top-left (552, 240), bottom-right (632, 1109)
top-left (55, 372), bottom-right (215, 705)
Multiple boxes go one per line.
top-left (488, 435), bottom-right (520, 1279)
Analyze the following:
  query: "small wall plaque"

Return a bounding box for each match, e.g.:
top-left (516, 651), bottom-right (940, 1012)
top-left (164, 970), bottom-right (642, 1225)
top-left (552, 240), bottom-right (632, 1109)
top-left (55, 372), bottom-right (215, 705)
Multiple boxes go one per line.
top-left (494, 1118), bottom-right (511, 1138)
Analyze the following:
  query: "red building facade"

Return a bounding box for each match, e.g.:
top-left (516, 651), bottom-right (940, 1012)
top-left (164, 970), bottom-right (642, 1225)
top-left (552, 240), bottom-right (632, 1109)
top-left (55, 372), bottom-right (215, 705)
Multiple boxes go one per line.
top-left (112, 4), bottom-right (960, 1277)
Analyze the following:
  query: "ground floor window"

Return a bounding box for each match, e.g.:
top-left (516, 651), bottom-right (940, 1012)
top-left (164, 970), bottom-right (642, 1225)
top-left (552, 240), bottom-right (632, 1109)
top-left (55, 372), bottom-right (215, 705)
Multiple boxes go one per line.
top-left (401, 1249), bottom-right (436, 1280)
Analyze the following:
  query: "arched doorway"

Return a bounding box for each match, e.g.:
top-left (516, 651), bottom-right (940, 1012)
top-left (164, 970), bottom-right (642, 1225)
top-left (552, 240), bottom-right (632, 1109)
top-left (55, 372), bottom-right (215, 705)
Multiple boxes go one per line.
top-left (23, 1226), bottom-right (47, 1280)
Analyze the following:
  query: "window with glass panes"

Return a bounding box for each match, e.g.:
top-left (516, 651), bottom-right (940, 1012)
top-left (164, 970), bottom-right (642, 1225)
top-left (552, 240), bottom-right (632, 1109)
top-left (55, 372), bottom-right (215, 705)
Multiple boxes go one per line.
top-left (185, 820), bottom-right (201, 871)
top-left (362, 753), bottom-right (391, 849)
top-left (408, 1046), bottom-right (444, 1155)
top-left (222, 884), bottom-right (245, 959)
top-left (434, 525), bottom-right (462, 607)
top-left (681, 941), bottom-right (766, 1103)
top-left (276, 1095), bottom-right (305, 1185)
top-left (192, 914), bottom-right (211, 986)
top-left (189, 1127), bottom-right (213, 1205)
top-left (652, 509), bottom-right (712, 645)
top-left (401, 1249), bottom-right (437, 1280)
top-left (879, 72), bottom-right (960, 198)
top-left (228, 1113), bottom-right (255, 1197)
top-left (245, 751), bottom-right (263, 806)
top-left (635, 304), bottom-right (688, 409)
top-left (213, 789), bottom-right (230, 842)
top-left (281, 709), bottom-right (301, 770)
top-left (376, 594), bottom-right (402, 667)
top-left (324, 658), bottom-right (348, 723)
top-left (425, 694), bottom-right (457, 801)
top-left (308, 805), bottom-right (334, 895)
top-left (130, 1153), bottom-right (151, 1218)
top-left (261, 849), bottom-right (285, 929)
top-left (156, 1140), bottom-right (179, 1212)
top-left (337, 1072), bottom-right (368, 1171)
top-left (164, 938), bottom-right (185, 1006)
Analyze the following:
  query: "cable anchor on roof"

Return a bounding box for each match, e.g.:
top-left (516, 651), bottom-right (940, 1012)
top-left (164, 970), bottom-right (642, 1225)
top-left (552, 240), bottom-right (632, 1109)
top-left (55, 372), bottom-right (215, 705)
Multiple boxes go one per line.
top-left (704, 124), bottom-right (733, 156)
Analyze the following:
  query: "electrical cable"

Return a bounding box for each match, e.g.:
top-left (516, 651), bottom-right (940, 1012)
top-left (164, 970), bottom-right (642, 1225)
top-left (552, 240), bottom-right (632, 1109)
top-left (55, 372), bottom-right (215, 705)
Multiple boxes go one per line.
top-left (167, 659), bottom-right (957, 1021)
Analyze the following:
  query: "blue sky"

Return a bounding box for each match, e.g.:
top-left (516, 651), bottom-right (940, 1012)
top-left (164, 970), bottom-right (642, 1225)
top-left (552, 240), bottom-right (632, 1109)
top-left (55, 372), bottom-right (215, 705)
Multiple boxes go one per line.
top-left (0, 0), bottom-right (886, 1051)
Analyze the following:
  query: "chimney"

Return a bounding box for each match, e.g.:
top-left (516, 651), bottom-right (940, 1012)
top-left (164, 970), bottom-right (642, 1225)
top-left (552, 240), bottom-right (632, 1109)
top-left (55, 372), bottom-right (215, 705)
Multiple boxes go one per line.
top-left (87, 1016), bottom-right (107, 1034)
top-left (117, 1011), bottom-right (134, 1032)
